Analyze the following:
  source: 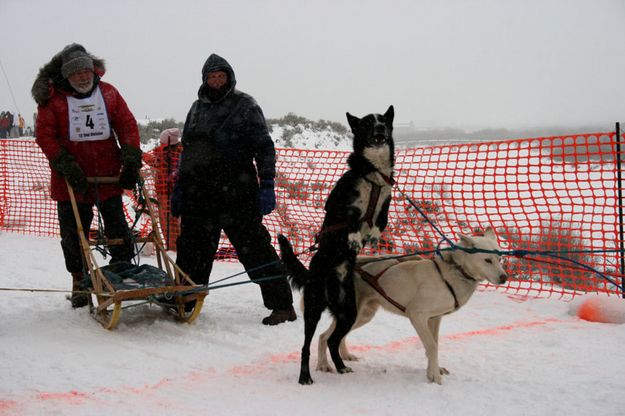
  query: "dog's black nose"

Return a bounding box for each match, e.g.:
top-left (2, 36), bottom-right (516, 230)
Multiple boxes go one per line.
top-left (499, 273), bottom-right (508, 284)
top-left (372, 134), bottom-right (387, 144)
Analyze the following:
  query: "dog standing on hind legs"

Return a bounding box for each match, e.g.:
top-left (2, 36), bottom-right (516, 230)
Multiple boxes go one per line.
top-left (279, 105), bottom-right (395, 385)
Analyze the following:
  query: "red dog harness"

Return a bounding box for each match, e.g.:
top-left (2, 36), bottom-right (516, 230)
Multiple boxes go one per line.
top-left (355, 263), bottom-right (406, 313)
top-left (316, 173), bottom-right (395, 241)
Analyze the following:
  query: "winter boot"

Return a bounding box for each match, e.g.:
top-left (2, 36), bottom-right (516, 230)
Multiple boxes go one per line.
top-left (262, 305), bottom-right (297, 325)
top-left (70, 272), bottom-right (89, 308)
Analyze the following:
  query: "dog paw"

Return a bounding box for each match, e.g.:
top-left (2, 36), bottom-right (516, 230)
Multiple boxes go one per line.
top-left (368, 227), bottom-right (381, 245)
top-left (347, 232), bottom-right (363, 251)
top-left (427, 367), bottom-right (443, 385)
top-left (348, 240), bottom-right (362, 252)
top-left (337, 366), bottom-right (353, 374)
top-left (440, 367), bottom-right (450, 375)
top-left (299, 371), bottom-right (313, 385)
top-left (298, 374), bottom-right (314, 385)
top-left (342, 353), bottom-right (359, 362)
top-left (316, 362), bottom-right (333, 372)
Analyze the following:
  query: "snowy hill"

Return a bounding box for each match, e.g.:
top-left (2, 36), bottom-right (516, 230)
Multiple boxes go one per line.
top-left (270, 124), bottom-right (351, 150)
top-left (138, 113), bottom-right (352, 152)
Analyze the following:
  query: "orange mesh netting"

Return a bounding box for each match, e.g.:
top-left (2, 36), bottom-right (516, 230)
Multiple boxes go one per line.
top-left (1, 133), bottom-right (623, 299)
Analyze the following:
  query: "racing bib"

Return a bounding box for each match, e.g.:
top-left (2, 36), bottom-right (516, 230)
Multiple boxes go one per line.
top-left (67, 86), bottom-right (111, 141)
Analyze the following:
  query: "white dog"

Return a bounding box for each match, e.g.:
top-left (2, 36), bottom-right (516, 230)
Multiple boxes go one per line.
top-left (316, 227), bottom-right (508, 384)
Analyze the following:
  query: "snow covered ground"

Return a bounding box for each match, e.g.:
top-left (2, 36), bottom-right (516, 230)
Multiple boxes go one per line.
top-left (1, 232), bottom-right (624, 416)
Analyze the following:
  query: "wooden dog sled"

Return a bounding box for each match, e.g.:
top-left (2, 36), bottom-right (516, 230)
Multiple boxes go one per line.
top-left (67, 176), bottom-right (207, 330)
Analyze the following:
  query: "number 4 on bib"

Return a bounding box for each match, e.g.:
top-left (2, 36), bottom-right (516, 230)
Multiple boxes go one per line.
top-left (85, 115), bottom-right (95, 129)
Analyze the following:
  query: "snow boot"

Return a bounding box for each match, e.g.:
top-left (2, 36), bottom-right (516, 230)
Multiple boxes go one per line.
top-left (262, 306), bottom-right (297, 325)
top-left (70, 272), bottom-right (89, 308)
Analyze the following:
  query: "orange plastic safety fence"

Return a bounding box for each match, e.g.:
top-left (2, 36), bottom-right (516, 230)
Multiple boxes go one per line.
top-left (1, 134), bottom-right (623, 300)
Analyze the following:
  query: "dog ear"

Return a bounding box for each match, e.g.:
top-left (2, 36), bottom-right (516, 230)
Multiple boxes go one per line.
top-left (346, 112), bottom-right (360, 133)
top-left (458, 234), bottom-right (475, 248)
top-left (384, 105), bottom-right (394, 123)
top-left (483, 226), bottom-right (497, 240)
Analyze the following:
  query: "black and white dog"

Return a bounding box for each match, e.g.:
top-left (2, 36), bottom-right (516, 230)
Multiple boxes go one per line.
top-left (278, 105), bottom-right (395, 384)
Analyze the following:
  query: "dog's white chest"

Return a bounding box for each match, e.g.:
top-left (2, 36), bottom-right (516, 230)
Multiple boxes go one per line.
top-left (363, 146), bottom-right (392, 178)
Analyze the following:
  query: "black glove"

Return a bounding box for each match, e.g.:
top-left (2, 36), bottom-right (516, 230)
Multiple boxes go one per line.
top-left (258, 178), bottom-right (276, 216)
top-left (50, 149), bottom-right (88, 193)
top-left (119, 165), bottom-right (140, 190)
top-left (118, 144), bottom-right (143, 190)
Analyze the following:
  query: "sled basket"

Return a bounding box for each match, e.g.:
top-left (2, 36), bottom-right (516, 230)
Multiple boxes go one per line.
top-left (93, 262), bottom-right (176, 290)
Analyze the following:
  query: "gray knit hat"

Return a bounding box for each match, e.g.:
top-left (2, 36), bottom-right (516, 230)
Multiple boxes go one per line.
top-left (61, 45), bottom-right (94, 79)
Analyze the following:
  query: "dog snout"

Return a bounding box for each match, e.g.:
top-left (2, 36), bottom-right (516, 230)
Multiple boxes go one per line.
top-left (374, 124), bottom-right (388, 135)
top-left (498, 272), bottom-right (508, 284)
top-left (372, 125), bottom-right (388, 143)
top-left (372, 134), bottom-right (387, 144)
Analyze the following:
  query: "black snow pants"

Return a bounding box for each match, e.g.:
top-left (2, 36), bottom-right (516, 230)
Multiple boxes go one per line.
top-left (175, 206), bottom-right (293, 311)
top-left (57, 195), bottom-right (134, 273)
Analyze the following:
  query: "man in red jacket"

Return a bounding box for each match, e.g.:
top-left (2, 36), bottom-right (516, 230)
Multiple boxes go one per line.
top-left (32, 43), bottom-right (142, 308)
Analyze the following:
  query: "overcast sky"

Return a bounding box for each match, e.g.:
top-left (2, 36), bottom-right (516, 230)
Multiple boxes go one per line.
top-left (1, 0), bottom-right (624, 130)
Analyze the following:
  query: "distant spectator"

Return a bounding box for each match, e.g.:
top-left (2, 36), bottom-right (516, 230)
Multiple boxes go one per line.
top-left (6, 111), bottom-right (14, 137)
top-left (144, 127), bottom-right (183, 250)
top-left (18, 114), bottom-right (25, 136)
top-left (0, 112), bottom-right (8, 138)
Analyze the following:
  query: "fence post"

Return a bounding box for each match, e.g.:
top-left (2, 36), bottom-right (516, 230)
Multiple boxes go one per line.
top-left (616, 122), bottom-right (625, 298)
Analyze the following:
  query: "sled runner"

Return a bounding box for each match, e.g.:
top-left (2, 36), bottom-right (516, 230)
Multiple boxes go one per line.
top-left (67, 176), bottom-right (207, 330)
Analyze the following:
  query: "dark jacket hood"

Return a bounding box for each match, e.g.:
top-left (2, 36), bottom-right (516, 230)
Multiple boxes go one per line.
top-left (198, 54), bottom-right (237, 102)
top-left (31, 43), bottom-right (105, 106)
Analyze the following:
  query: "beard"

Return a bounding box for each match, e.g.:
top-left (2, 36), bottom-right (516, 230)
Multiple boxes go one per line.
top-left (69, 77), bottom-right (95, 94)
top-left (206, 84), bottom-right (230, 102)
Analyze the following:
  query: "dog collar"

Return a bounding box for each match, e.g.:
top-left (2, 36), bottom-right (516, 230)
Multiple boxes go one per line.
top-left (372, 170), bottom-right (394, 186)
top-left (379, 172), bottom-right (394, 186)
top-left (447, 255), bottom-right (478, 282)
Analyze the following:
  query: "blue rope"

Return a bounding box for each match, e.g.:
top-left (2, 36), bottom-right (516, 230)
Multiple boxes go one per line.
top-left (208, 259), bottom-right (281, 286)
top-left (394, 185), bottom-right (455, 248)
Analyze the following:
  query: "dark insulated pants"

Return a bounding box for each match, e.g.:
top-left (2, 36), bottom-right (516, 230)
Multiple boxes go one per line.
top-left (57, 195), bottom-right (134, 273)
top-left (176, 210), bottom-right (293, 310)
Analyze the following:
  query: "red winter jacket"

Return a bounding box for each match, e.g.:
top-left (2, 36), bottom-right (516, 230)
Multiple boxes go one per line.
top-left (35, 81), bottom-right (140, 203)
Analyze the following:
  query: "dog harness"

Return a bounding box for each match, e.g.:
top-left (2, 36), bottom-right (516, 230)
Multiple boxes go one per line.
top-left (361, 172), bottom-right (394, 226)
top-left (315, 173), bottom-right (395, 241)
top-left (355, 264), bottom-right (406, 313)
top-left (432, 257), bottom-right (477, 311)
top-left (358, 255), bottom-right (478, 315)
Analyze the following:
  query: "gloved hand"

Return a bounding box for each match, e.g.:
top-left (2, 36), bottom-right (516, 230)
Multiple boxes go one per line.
top-left (170, 181), bottom-right (183, 218)
top-left (118, 165), bottom-right (140, 190)
top-left (50, 149), bottom-right (88, 193)
top-left (259, 178), bottom-right (276, 216)
top-left (118, 144), bottom-right (143, 190)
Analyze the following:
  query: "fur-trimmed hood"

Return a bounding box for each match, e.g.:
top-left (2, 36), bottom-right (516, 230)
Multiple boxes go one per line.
top-left (31, 43), bottom-right (106, 106)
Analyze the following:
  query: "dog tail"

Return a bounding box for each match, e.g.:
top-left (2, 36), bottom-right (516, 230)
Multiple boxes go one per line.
top-left (277, 234), bottom-right (310, 291)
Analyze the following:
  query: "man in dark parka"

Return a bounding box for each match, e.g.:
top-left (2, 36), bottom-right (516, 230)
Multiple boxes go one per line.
top-left (174, 54), bottom-right (295, 325)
